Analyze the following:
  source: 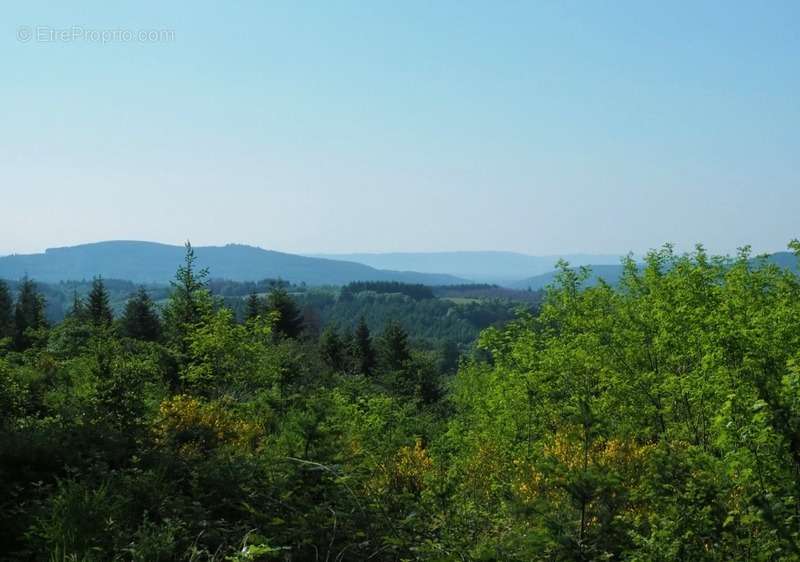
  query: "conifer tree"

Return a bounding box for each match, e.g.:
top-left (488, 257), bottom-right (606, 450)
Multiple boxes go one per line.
top-left (244, 291), bottom-right (262, 321)
top-left (0, 280), bottom-right (13, 341)
top-left (163, 242), bottom-right (213, 350)
top-left (266, 287), bottom-right (304, 339)
top-left (120, 287), bottom-right (163, 342)
top-left (301, 305), bottom-right (321, 339)
top-left (320, 325), bottom-right (345, 372)
top-left (66, 289), bottom-right (87, 321)
top-left (379, 321), bottom-right (411, 372)
top-left (53, 289), bottom-right (92, 354)
top-left (13, 276), bottom-right (46, 350)
top-left (410, 351), bottom-right (443, 404)
top-left (353, 316), bottom-right (375, 375)
top-left (439, 339), bottom-right (460, 373)
top-left (341, 328), bottom-right (355, 373)
top-left (87, 277), bottom-right (113, 326)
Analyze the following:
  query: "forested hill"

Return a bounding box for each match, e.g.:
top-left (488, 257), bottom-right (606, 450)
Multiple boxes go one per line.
top-left (510, 251), bottom-right (800, 290)
top-left (0, 241), bottom-right (466, 286)
top-left (310, 251), bottom-right (623, 283)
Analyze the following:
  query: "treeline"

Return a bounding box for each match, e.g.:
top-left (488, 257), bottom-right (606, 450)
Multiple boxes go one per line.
top-left (340, 281), bottom-right (435, 300)
top-left (0, 277), bottom-right (49, 351)
top-left (2, 278), bottom-right (294, 325)
top-left (0, 278), bottom-right (168, 325)
top-left (207, 278), bottom-right (293, 297)
top-left (296, 290), bottom-right (527, 348)
top-left (3, 242), bottom-right (800, 560)
top-left (432, 283), bottom-right (542, 303)
top-left (9, 278), bottom-right (537, 348)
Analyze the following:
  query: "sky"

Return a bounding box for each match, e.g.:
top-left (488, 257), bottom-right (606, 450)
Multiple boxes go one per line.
top-left (2, 1), bottom-right (798, 257)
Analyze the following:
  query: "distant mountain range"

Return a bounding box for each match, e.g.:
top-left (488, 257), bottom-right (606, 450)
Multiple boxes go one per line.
top-left (308, 251), bottom-right (624, 284)
top-left (2, 243), bottom-right (795, 290)
top-left (0, 241), bottom-right (467, 285)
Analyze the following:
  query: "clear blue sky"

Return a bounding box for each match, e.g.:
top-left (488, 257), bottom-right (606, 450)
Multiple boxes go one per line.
top-left (2, 1), bottom-right (798, 256)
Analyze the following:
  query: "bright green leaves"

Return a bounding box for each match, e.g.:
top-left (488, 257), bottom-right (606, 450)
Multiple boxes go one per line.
top-left (444, 245), bottom-right (800, 560)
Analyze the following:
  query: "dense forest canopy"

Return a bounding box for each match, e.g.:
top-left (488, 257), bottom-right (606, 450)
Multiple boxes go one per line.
top-left (2, 241), bottom-right (800, 560)
top-left (340, 281), bottom-right (436, 301)
top-left (7, 277), bottom-right (534, 348)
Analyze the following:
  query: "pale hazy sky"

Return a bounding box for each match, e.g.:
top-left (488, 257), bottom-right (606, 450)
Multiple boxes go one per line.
top-left (2, 1), bottom-right (798, 257)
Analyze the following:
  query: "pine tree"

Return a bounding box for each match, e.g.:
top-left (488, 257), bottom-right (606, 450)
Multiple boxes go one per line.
top-left (320, 326), bottom-right (345, 372)
top-left (120, 287), bottom-right (163, 341)
top-left (13, 276), bottom-right (46, 350)
top-left (66, 289), bottom-right (87, 321)
top-left (244, 291), bottom-right (262, 321)
top-left (163, 242), bottom-right (213, 350)
top-left (353, 316), bottom-right (375, 375)
top-left (0, 280), bottom-right (13, 341)
top-left (380, 321), bottom-right (410, 372)
top-left (301, 305), bottom-right (321, 340)
top-left (87, 277), bottom-right (113, 326)
top-left (266, 287), bottom-right (304, 339)
top-left (407, 351), bottom-right (442, 404)
top-left (341, 328), bottom-right (355, 374)
top-left (439, 339), bottom-right (460, 373)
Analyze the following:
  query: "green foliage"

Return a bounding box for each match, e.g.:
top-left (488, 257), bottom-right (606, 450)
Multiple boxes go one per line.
top-left (13, 276), bottom-right (47, 351)
top-left (87, 276), bottom-right (113, 326)
top-left (3, 242), bottom-right (800, 560)
top-left (307, 288), bottom-right (526, 348)
top-left (342, 281), bottom-right (435, 300)
top-left (66, 289), bottom-right (87, 322)
top-left (354, 315), bottom-right (376, 375)
top-left (162, 242), bottom-right (214, 358)
top-left (0, 280), bottom-right (13, 342)
top-left (379, 321), bottom-right (411, 372)
top-left (182, 307), bottom-right (277, 396)
top-left (244, 291), bottom-right (263, 321)
top-left (119, 287), bottom-right (163, 342)
top-left (265, 286), bottom-right (304, 339)
top-left (439, 244), bottom-right (800, 559)
top-left (32, 478), bottom-right (125, 559)
top-left (319, 325), bottom-right (346, 372)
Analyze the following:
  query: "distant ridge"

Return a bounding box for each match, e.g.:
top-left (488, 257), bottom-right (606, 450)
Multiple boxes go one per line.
top-left (0, 241), bottom-right (466, 285)
top-left (308, 251), bottom-right (624, 284)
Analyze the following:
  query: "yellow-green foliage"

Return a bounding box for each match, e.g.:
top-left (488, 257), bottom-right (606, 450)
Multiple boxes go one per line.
top-left (371, 438), bottom-right (433, 498)
top-left (154, 394), bottom-right (262, 455)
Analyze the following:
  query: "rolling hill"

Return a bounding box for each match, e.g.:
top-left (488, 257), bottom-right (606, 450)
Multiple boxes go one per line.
top-left (308, 251), bottom-right (624, 284)
top-left (0, 241), bottom-right (467, 285)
